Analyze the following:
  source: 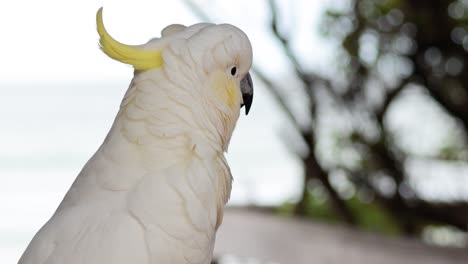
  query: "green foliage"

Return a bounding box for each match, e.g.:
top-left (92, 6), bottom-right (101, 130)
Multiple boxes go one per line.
top-left (277, 191), bottom-right (338, 223)
top-left (376, 0), bottom-right (401, 14)
top-left (278, 192), bottom-right (400, 235)
top-left (347, 197), bottom-right (401, 235)
top-left (302, 191), bottom-right (339, 223)
top-left (439, 145), bottom-right (462, 161)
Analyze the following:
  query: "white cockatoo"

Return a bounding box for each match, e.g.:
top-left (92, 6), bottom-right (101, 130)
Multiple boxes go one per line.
top-left (19, 8), bottom-right (253, 264)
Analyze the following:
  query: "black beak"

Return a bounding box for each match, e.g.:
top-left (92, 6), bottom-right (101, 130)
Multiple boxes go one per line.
top-left (240, 72), bottom-right (253, 115)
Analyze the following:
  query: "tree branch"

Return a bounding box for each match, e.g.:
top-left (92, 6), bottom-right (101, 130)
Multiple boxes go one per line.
top-left (181, 0), bottom-right (304, 134)
top-left (296, 132), bottom-right (357, 225)
top-left (267, 0), bottom-right (314, 92)
top-left (413, 60), bottom-right (468, 133)
top-left (376, 80), bottom-right (410, 124)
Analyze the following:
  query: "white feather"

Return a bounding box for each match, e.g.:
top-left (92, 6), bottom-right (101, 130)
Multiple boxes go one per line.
top-left (19, 23), bottom-right (252, 264)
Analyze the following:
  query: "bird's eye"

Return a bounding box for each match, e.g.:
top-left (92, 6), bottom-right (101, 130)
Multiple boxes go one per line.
top-left (230, 66), bottom-right (237, 76)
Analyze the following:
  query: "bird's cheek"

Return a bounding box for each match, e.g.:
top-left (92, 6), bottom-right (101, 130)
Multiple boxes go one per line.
top-left (224, 81), bottom-right (241, 110)
top-left (209, 72), bottom-right (241, 111)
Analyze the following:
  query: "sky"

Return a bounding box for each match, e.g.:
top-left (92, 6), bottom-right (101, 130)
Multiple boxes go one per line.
top-left (1, 0), bottom-right (196, 82)
top-left (0, 0), bottom-right (331, 262)
top-left (0, 0), bottom-right (331, 82)
top-left (0, 0), bottom-right (333, 204)
top-left (0, 0), bottom-right (331, 205)
top-left (3, 0), bottom-right (467, 262)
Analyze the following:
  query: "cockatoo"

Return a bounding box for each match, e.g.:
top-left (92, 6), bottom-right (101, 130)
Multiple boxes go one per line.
top-left (19, 8), bottom-right (253, 264)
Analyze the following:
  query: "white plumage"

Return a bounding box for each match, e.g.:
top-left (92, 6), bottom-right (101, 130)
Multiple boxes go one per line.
top-left (19, 9), bottom-right (253, 264)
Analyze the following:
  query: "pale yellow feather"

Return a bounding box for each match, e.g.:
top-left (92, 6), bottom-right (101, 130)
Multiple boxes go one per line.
top-left (96, 7), bottom-right (163, 71)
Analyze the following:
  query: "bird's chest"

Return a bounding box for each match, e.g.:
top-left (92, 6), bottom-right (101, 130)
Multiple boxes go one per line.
top-left (125, 157), bottom-right (230, 263)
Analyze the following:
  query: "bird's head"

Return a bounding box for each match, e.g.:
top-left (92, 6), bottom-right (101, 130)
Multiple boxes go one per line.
top-left (96, 8), bottom-right (253, 150)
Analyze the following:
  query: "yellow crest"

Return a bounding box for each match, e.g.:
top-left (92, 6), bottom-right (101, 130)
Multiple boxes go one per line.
top-left (96, 8), bottom-right (163, 71)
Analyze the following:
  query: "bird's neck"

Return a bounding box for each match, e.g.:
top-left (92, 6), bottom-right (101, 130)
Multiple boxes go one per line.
top-left (96, 75), bottom-right (235, 197)
top-left (117, 71), bottom-right (240, 154)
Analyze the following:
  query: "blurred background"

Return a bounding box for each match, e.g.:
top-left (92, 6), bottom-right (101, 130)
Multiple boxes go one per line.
top-left (2, 0), bottom-right (468, 263)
